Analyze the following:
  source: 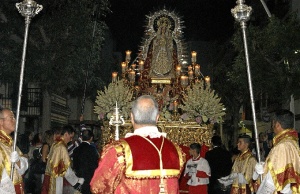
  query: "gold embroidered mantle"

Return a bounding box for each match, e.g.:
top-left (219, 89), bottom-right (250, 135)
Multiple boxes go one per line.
top-left (0, 130), bottom-right (24, 185)
top-left (265, 129), bottom-right (300, 193)
top-left (231, 149), bottom-right (257, 193)
top-left (44, 138), bottom-right (71, 194)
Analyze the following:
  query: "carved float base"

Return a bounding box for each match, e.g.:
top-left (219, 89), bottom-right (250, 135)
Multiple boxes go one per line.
top-left (100, 121), bottom-right (213, 149)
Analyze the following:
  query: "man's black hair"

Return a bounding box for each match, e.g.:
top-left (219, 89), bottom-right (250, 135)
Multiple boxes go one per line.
top-left (271, 109), bottom-right (294, 129)
top-left (61, 125), bottom-right (75, 135)
top-left (81, 130), bottom-right (94, 141)
top-left (190, 143), bottom-right (201, 154)
top-left (211, 135), bottom-right (222, 146)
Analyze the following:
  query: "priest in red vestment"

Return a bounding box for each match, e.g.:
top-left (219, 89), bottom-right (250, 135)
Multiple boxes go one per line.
top-left (90, 95), bottom-right (186, 194)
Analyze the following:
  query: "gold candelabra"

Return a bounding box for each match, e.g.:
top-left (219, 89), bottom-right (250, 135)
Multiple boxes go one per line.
top-left (114, 50), bottom-right (211, 116)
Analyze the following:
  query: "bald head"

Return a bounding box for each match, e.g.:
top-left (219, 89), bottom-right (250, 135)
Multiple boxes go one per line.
top-left (131, 95), bottom-right (159, 126)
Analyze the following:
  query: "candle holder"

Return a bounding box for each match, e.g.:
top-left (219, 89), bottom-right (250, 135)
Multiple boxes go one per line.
top-left (109, 102), bottom-right (125, 141)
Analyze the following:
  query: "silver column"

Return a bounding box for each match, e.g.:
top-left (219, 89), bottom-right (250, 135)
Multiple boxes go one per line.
top-left (12, 0), bottom-right (43, 179)
top-left (231, 0), bottom-right (262, 164)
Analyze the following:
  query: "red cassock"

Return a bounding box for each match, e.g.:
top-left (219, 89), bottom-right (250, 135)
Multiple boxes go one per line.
top-left (90, 135), bottom-right (185, 194)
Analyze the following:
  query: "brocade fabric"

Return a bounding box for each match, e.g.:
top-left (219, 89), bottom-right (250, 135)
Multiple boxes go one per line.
top-left (0, 130), bottom-right (26, 194)
top-left (230, 149), bottom-right (257, 194)
top-left (41, 138), bottom-right (71, 194)
top-left (90, 127), bottom-right (185, 194)
top-left (264, 129), bottom-right (300, 193)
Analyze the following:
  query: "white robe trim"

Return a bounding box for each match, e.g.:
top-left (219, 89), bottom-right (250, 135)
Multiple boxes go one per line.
top-left (64, 167), bottom-right (79, 186)
top-left (125, 126), bottom-right (167, 138)
top-left (15, 156), bottom-right (29, 175)
top-left (256, 172), bottom-right (291, 194)
top-left (0, 169), bottom-right (16, 193)
top-left (54, 167), bottom-right (79, 194)
top-left (184, 157), bottom-right (211, 186)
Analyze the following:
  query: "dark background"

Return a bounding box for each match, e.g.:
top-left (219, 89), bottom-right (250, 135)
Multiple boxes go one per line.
top-left (105, 0), bottom-right (237, 55)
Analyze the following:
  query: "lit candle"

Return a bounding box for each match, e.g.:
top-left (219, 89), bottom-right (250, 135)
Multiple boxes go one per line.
top-left (188, 70), bottom-right (194, 80)
top-left (125, 50), bottom-right (131, 62)
top-left (129, 70), bottom-right (135, 82)
top-left (191, 51), bottom-right (197, 63)
top-left (194, 64), bottom-right (200, 76)
top-left (204, 76), bottom-right (210, 85)
top-left (139, 60), bottom-right (144, 71)
top-left (174, 100), bottom-right (178, 112)
top-left (112, 72), bottom-right (118, 82)
top-left (188, 65), bottom-right (193, 71)
top-left (176, 65), bottom-right (181, 77)
top-left (121, 62), bottom-right (127, 73)
top-left (131, 64), bottom-right (136, 70)
top-left (180, 76), bottom-right (188, 87)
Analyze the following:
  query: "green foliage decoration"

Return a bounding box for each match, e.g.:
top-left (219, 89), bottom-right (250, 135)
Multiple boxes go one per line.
top-left (94, 79), bottom-right (133, 120)
top-left (180, 82), bottom-right (226, 124)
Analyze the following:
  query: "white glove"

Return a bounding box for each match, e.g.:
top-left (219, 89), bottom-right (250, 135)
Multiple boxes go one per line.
top-left (238, 173), bottom-right (247, 184)
top-left (218, 177), bottom-right (233, 187)
top-left (255, 162), bottom-right (265, 175)
top-left (78, 177), bottom-right (85, 185)
top-left (10, 151), bottom-right (20, 163)
top-left (219, 175), bottom-right (229, 180)
top-left (252, 171), bottom-right (259, 180)
top-left (229, 172), bottom-right (238, 179)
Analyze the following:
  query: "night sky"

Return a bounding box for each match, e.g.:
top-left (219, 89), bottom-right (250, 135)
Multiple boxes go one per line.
top-left (105, 0), bottom-right (237, 55)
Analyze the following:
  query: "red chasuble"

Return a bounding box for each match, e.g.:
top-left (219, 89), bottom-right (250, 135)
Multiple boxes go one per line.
top-left (90, 135), bottom-right (185, 194)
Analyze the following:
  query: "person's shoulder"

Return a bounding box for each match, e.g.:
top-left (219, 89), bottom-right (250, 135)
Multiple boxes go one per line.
top-left (52, 141), bottom-right (67, 152)
top-left (200, 157), bottom-right (209, 163)
top-left (272, 139), bottom-right (296, 152)
top-left (206, 147), bottom-right (217, 154)
top-left (249, 154), bottom-right (257, 160)
top-left (102, 140), bottom-right (126, 155)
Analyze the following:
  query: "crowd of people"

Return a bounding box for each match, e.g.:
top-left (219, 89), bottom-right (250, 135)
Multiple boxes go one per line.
top-left (0, 96), bottom-right (300, 194)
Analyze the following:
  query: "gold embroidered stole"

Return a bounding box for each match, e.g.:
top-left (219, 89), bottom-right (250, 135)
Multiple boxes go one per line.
top-left (231, 149), bottom-right (256, 193)
top-left (0, 130), bottom-right (24, 185)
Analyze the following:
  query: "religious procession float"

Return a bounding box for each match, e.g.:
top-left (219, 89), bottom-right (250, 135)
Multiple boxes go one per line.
top-left (94, 9), bottom-right (226, 148)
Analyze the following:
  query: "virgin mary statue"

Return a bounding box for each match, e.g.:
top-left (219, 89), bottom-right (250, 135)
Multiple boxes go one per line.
top-left (149, 17), bottom-right (175, 78)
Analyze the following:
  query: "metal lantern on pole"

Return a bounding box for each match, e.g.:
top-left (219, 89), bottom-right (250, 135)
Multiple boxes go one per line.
top-left (12, 0), bottom-right (43, 179)
top-left (231, 0), bottom-right (262, 164)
